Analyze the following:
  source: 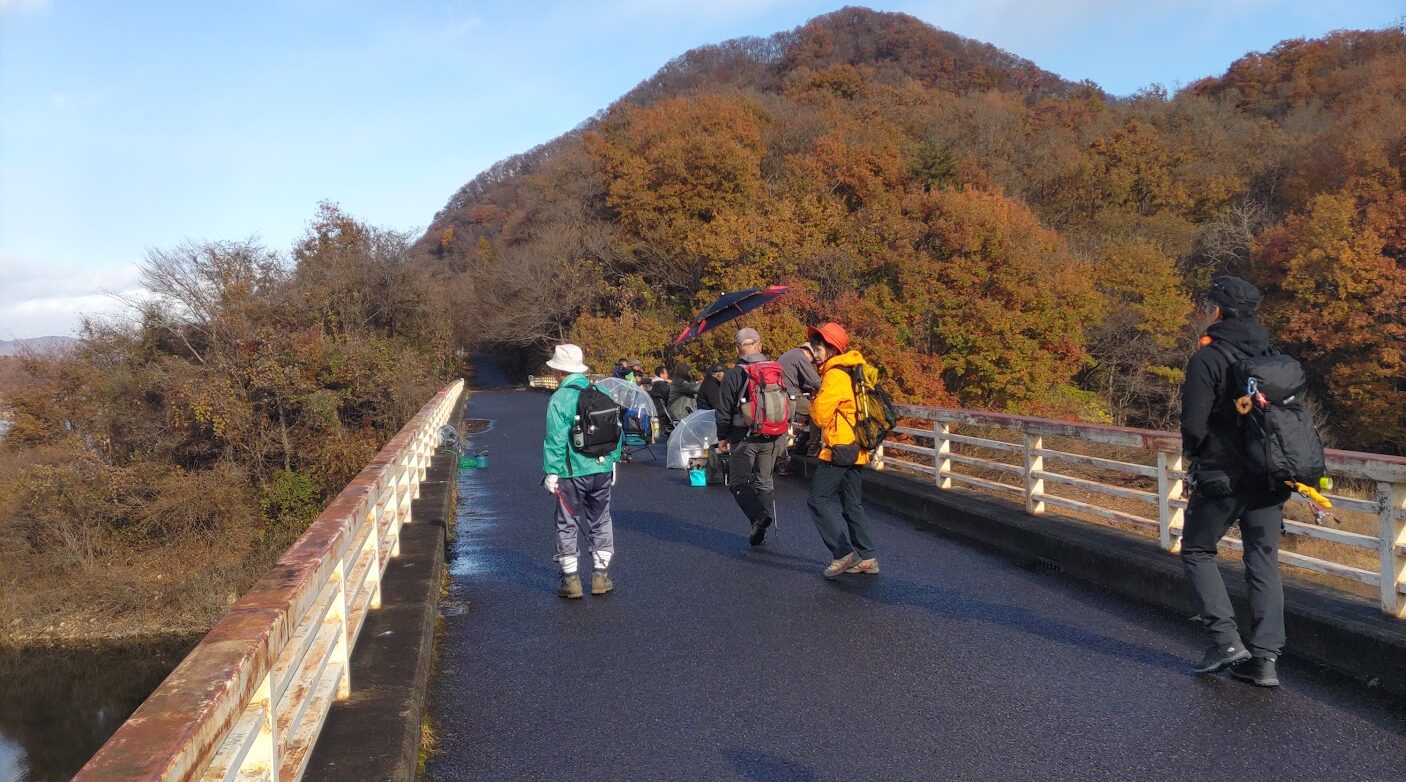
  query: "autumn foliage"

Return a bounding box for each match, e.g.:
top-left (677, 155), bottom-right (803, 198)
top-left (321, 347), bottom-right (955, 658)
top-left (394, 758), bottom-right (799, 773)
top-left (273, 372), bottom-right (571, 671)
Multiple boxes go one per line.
top-left (0, 205), bottom-right (460, 639)
top-left (425, 7), bottom-right (1406, 453)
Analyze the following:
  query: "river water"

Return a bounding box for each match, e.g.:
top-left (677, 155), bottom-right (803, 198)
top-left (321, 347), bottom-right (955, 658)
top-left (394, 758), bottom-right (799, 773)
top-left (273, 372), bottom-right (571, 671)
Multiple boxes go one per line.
top-left (0, 639), bottom-right (194, 782)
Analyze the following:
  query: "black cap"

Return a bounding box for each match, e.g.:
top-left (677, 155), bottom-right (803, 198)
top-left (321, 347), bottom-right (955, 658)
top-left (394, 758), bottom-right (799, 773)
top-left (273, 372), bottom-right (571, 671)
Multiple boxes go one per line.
top-left (707, 363), bottom-right (726, 374)
top-left (1204, 275), bottom-right (1261, 314)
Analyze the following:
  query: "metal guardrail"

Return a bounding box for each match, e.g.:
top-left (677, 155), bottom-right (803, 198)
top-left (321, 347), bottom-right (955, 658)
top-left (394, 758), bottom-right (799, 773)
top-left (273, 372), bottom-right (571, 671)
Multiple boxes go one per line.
top-left (74, 379), bottom-right (465, 782)
top-left (527, 374), bottom-right (610, 391)
top-left (887, 404), bottom-right (1406, 618)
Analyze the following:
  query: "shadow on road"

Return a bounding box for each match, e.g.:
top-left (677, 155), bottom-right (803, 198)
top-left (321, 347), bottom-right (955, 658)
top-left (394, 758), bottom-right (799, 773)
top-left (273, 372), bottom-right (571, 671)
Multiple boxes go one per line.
top-left (626, 510), bottom-right (819, 576)
top-left (725, 745), bottom-right (820, 781)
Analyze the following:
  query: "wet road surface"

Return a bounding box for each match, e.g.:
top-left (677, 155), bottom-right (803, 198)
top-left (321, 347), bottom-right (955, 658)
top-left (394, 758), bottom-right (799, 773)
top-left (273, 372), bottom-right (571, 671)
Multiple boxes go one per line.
top-left (427, 390), bottom-right (1406, 782)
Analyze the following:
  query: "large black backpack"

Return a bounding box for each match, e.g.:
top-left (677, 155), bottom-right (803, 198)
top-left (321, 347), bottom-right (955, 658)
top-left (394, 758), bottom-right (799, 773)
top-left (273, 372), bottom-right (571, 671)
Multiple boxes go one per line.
top-left (1210, 342), bottom-right (1326, 488)
top-left (569, 384), bottom-right (622, 464)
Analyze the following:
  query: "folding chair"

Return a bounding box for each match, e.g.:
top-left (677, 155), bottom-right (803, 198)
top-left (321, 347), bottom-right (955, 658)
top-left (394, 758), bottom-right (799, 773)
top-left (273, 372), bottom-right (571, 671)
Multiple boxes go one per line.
top-left (621, 409), bottom-right (658, 463)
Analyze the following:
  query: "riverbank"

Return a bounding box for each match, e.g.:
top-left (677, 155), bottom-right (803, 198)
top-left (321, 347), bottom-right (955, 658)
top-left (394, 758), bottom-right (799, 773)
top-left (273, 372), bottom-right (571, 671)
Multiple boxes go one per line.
top-left (1, 540), bottom-right (259, 647)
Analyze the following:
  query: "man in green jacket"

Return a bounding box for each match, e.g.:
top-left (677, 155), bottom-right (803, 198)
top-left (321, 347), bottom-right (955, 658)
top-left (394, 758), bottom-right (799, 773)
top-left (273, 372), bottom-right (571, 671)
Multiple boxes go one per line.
top-left (543, 344), bottom-right (623, 599)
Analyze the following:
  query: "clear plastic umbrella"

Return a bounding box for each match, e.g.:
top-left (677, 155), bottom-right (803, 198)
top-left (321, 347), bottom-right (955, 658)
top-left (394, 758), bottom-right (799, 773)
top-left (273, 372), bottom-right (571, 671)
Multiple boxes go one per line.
top-left (596, 377), bottom-right (657, 443)
top-left (595, 377), bottom-right (655, 421)
top-left (666, 409), bottom-right (718, 469)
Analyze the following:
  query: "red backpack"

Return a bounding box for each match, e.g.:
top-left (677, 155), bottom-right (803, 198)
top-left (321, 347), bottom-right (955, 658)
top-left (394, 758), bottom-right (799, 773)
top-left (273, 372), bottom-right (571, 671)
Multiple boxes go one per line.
top-left (739, 361), bottom-right (791, 436)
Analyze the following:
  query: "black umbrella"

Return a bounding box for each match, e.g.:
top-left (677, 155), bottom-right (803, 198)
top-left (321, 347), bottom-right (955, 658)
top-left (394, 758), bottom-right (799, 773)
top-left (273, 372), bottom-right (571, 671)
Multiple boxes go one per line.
top-left (673, 285), bottom-right (791, 345)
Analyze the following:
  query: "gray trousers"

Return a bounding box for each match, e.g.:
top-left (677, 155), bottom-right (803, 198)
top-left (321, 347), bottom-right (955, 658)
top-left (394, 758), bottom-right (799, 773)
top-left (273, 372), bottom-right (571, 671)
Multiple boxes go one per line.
top-left (554, 472), bottom-right (615, 573)
top-left (728, 436), bottom-right (785, 524)
top-left (1180, 486), bottom-right (1288, 657)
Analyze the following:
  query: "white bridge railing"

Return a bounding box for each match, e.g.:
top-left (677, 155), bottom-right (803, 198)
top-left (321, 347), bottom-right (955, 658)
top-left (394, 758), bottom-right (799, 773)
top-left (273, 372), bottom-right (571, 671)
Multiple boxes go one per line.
top-left (885, 404), bottom-right (1406, 618)
top-left (74, 379), bottom-right (464, 782)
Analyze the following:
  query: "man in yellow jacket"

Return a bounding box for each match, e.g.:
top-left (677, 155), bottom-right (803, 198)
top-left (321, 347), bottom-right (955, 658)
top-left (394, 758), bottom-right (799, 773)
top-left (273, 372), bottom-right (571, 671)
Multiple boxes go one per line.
top-left (806, 322), bottom-right (879, 578)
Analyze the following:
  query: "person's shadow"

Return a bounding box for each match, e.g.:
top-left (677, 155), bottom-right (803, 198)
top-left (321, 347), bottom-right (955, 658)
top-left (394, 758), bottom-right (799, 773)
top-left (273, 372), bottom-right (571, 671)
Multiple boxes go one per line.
top-left (623, 510), bottom-right (1188, 673)
top-left (625, 510), bottom-right (817, 576)
top-left (724, 746), bottom-right (821, 782)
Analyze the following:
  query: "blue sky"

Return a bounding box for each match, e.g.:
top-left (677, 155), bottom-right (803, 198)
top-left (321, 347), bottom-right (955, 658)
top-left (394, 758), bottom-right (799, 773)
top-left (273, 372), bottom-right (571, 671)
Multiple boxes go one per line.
top-left (1, 0), bottom-right (1401, 338)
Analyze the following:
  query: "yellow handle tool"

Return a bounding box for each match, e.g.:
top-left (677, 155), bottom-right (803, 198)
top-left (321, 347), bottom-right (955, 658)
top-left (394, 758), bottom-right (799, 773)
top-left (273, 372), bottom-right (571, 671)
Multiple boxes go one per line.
top-left (1289, 481), bottom-right (1332, 509)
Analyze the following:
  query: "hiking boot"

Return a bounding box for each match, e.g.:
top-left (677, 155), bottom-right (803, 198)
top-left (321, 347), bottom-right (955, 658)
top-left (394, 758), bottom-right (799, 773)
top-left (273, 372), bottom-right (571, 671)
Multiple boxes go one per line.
top-left (1230, 656), bottom-right (1280, 687)
top-left (824, 552), bottom-right (860, 579)
top-left (845, 558), bottom-right (880, 575)
top-left (557, 574), bottom-right (583, 599)
top-left (1193, 642), bottom-right (1251, 674)
top-left (748, 516), bottom-right (772, 547)
top-left (591, 570), bottom-right (614, 595)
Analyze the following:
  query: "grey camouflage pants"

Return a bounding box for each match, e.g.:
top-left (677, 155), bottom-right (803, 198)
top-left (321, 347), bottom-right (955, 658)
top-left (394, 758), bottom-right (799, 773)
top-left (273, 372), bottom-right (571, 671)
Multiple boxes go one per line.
top-left (553, 471), bottom-right (616, 573)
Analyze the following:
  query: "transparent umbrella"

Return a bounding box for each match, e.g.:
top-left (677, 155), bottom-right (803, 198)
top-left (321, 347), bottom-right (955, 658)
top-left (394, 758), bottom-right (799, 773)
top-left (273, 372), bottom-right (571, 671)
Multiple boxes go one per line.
top-left (596, 377), bottom-right (658, 445)
top-left (666, 409), bottom-right (718, 469)
top-left (595, 377), bottom-right (655, 421)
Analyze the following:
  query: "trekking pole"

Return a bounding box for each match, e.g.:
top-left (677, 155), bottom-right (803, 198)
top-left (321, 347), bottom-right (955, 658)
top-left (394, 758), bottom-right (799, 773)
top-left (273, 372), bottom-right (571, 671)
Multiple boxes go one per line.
top-left (543, 476), bottom-right (578, 519)
top-left (554, 487), bottom-right (577, 519)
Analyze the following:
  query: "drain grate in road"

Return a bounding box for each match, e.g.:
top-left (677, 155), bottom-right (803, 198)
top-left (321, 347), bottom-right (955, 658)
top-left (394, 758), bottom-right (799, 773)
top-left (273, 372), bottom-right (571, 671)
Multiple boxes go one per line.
top-left (461, 418), bottom-right (493, 435)
top-left (1016, 556), bottom-right (1063, 574)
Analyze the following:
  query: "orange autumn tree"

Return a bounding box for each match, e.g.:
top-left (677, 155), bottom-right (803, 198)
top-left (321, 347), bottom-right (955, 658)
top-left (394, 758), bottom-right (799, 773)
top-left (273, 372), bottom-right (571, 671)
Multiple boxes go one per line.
top-left (585, 92), bottom-right (770, 295)
top-left (1255, 182), bottom-right (1406, 451)
top-left (900, 186), bottom-right (1100, 413)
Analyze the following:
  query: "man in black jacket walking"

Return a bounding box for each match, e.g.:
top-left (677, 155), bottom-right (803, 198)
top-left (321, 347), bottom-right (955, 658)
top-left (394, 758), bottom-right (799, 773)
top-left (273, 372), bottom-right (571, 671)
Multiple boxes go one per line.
top-left (716, 328), bottom-right (787, 546)
top-left (1180, 276), bottom-right (1290, 687)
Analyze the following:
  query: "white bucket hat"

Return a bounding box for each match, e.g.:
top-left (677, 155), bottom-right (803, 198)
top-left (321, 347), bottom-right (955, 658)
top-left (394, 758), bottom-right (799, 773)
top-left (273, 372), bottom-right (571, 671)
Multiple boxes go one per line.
top-left (546, 344), bottom-right (589, 374)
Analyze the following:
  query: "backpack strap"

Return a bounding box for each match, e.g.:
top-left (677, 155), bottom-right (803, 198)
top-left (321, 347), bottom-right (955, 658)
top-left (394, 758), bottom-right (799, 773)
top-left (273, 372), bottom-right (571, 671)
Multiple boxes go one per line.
top-left (826, 365), bottom-right (861, 428)
top-left (564, 382), bottom-right (587, 478)
top-left (1207, 339), bottom-right (1244, 365)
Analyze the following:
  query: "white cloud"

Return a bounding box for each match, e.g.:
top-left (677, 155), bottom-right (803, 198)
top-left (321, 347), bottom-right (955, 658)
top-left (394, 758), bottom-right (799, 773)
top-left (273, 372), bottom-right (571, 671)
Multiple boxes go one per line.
top-left (0, 255), bottom-right (145, 338)
top-left (0, 0), bottom-right (51, 13)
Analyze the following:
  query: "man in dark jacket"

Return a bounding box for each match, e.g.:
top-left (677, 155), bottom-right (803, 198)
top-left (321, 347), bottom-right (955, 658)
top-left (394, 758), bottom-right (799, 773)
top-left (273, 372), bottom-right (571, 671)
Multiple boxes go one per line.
top-left (1179, 275), bottom-right (1290, 687)
top-left (698, 363), bottom-right (725, 412)
top-left (777, 343), bottom-right (821, 471)
top-left (716, 328), bottom-right (787, 546)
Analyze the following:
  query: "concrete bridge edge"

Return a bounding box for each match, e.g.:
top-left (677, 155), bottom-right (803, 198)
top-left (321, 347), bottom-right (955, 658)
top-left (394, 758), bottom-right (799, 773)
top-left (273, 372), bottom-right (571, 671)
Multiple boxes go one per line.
top-left (303, 387), bottom-right (467, 782)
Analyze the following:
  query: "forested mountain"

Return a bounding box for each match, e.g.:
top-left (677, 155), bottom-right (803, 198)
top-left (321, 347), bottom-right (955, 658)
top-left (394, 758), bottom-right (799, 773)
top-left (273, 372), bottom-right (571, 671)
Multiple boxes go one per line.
top-left (421, 6), bottom-right (1406, 454)
top-left (0, 337), bottom-right (79, 357)
top-left (4, 4), bottom-right (1400, 643)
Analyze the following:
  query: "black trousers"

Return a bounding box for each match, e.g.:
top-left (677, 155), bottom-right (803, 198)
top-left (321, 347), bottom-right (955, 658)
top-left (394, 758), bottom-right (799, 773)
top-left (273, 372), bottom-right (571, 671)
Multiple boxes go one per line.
top-left (1180, 486), bottom-right (1288, 657)
top-left (808, 462), bottom-right (875, 561)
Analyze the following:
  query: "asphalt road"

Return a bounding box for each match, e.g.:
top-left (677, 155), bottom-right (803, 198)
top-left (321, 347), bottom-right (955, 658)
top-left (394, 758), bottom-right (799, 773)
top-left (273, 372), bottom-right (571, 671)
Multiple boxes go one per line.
top-left (427, 390), bottom-right (1406, 782)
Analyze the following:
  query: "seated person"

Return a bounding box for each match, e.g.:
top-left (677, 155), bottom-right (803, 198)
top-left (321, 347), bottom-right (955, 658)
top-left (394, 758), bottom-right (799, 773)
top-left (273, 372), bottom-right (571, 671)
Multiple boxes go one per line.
top-left (668, 361), bottom-right (701, 421)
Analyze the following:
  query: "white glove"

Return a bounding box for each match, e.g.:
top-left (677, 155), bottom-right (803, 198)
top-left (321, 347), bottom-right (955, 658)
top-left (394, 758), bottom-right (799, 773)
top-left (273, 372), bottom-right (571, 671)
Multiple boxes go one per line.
top-left (544, 474), bottom-right (559, 494)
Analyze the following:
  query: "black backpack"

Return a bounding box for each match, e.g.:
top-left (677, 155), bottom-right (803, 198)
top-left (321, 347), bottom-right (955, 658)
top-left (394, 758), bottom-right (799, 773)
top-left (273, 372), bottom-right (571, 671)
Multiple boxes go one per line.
top-left (569, 384), bottom-right (622, 464)
top-left (1210, 342), bottom-right (1326, 488)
